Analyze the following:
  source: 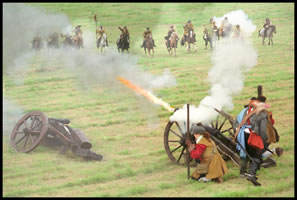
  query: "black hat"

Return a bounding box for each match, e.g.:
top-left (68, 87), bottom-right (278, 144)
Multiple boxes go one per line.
top-left (147, 27), bottom-right (150, 30)
top-left (76, 25), bottom-right (81, 28)
top-left (191, 125), bottom-right (206, 135)
top-left (188, 20), bottom-right (191, 23)
top-left (257, 96), bottom-right (266, 102)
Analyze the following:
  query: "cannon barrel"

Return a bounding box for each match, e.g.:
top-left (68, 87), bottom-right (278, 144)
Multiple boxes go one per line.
top-left (70, 128), bottom-right (92, 149)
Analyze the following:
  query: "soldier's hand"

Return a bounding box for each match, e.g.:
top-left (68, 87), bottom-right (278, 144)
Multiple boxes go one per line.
top-left (185, 139), bottom-right (192, 146)
top-left (187, 144), bottom-right (195, 152)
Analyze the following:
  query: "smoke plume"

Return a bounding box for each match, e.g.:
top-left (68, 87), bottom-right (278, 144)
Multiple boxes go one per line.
top-left (3, 3), bottom-right (72, 77)
top-left (3, 3), bottom-right (176, 129)
top-left (170, 10), bottom-right (258, 132)
top-left (3, 98), bottom-right (25, 138)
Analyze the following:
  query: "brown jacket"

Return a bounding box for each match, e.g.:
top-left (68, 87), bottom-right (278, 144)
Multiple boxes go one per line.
top-left (194, 137), bottom-right (228, 179)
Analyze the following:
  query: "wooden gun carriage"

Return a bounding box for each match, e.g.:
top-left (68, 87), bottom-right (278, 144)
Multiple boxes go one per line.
top-left (10, 111), bottom-right (103, 161)
top-left (164, 108), bottom-right (240, 167)
top-left (164, 85), bottom-right (271, 168)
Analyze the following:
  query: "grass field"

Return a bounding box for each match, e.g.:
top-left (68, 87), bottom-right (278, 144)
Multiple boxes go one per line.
top-left (3, 3), bottom-right (294, 197)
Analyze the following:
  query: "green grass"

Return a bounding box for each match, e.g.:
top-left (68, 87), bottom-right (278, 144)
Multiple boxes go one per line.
top-left (3, 2), bottom-right (294, 197)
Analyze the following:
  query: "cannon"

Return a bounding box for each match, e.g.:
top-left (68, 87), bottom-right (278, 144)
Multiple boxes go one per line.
top-left (10, 111), bottom-right (103, 161)
top-left (164, 85), bottom-right (278, 168)
top-left (164, 108), bottom-right (240, 167)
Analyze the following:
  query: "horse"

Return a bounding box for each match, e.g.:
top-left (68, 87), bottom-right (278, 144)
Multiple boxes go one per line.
top-left (218, 24), bottom-right (232, 40)
top-left (203, 29), bottom-right (212, 50)
top-left (47, 32), bottom-right (59, 48)
top-left (259, 25), bottom-right (276, 46)
top-left (61, 34), bottom-right (73, 47)
top-left (117, 34), bottom-right (130, 54)
top-left (32, 36), bottom-right (43, 51)
top-left (183, 30), bottom-right (197, 52)
top-left (61, 33), bottom-right (83, 49)
top-left (166, 32), bottom-right (179, 56)
top-left (97, 33), bottom-right (107, 54)
top-left (72, 33), bottom-right (83, 49)
top-left (143, 36), bottom-right (154, 57)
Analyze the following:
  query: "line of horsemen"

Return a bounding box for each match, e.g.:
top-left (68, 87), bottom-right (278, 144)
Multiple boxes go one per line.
top-left (32, 18), bottom-right (275, 52)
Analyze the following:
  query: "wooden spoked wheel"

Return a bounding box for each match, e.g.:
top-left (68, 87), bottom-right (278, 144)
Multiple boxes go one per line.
top-left (164, 121), bottom-right (188, 166)
top-left (210, 110), bottom-right (235, 137)
top-left (10, 111), bottom-right (48, 153)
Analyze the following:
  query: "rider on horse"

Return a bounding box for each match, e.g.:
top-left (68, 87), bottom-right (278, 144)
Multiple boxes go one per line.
top-left (233, 24), bottom-right (241, 38)
top-left (263, 18), bottom-right (272, 36)
top-left (74, 25), bottom-right (84, 48)
top-left (165, 25), bottom-right (178, 47)
top-left (96, 25), bottom-right (109, 47)
top-left (118, 26), bottom-right (130, 46)
top-left (183, 20), bottom-right (196, 42)
top-left (141, 27), bottom-right (156, 48)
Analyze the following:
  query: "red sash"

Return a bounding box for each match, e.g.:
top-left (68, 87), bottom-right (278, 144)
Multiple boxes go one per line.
top-left (247, 106), bottom-right (264, 150)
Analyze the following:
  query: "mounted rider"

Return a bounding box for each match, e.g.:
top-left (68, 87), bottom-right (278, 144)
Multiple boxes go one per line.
top-left (141, 27), bottom-right (156, 48)
top-left (183, 20), bottom-right (196, 42)
top-left (221, 17), bottom-right (230, 31)
top-left (74, 25), bottom-right (84, 48)
top-left (118, 26), bottom-right (130, 47)
top-left (165, 25), bottom-right (178, 47)
top-left (233, 24), bottom-right (241, 38)
top-left (260, 18), bottom-right (272, 36)
top-left (96, 25), bottom-right (109, 47)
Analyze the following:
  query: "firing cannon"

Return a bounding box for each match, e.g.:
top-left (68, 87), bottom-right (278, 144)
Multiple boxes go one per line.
top-left (164, 85), bottom-right (275, 168)
top-left (164, 108), bottom-right (240, 167)
top-left (10, 111), bottom-right (103, 161)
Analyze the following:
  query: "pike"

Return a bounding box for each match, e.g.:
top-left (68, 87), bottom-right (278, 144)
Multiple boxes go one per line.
top-left (186, 104), bottom-right (190, 179)
top-left (94, 15), bottom-right (97, 41)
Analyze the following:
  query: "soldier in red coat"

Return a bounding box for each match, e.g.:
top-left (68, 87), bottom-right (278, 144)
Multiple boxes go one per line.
top-left (186, 125), bottom-right (228, 183)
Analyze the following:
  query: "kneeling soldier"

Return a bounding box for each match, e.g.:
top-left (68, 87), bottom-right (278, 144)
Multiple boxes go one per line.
top-left (186, 125), bottom-right (228, 183)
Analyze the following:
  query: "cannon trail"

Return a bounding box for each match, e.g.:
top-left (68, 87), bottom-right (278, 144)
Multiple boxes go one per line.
top-left (117, 76), bottom-right (175, 112)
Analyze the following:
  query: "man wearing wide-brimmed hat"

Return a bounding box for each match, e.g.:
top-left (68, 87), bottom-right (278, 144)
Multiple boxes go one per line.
top-left (186, 125), bottom-right (228, 183)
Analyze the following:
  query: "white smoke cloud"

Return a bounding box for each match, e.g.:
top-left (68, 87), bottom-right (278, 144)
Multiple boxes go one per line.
top-left (3, 3), bottom-right (72, 76)
top-left (3, 3), bottom-right (177, 130)
top-left (3, 97), bottom-right (25, 138)
top-left (212, 9), bottom-right (256, 37)
top-left (170, 10), bottom-right (258, 128)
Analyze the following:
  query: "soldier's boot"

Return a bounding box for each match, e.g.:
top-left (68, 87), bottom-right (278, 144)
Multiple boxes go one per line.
top-left (141, 40), bottom-right (144, 48)
top-left (191, 170), bottom-right (201, 181)
top-left (153, 39), bottom-right (156, 47)
top-left (240, 158), bottom-right (248, 178)
top-left (261, 158), bottom-right (276, 168)
top-left (275, 147), bottom-right (284, 157)
top-left (246, 173), bottom-right (261, 186)
top-left (246, 161), bottom-right (261, 186)
top-left (106, 38), bottom-right (109, 47)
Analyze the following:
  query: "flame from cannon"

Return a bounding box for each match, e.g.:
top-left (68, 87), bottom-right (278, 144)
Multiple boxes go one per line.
top-left (117, 76), bottom-right (175, 112)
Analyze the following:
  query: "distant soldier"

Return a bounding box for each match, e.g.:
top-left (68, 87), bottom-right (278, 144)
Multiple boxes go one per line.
top-left (118, 26), bottom-right (130, 48)
top-left (141, 27), bottom-right (156, 48)
top-left (183, 20), bottom-right (196, 42)
top-left (119, 26), bottom-right (130, 41)
top-left (74, 25), bottom-right (83, 36)
top-left (47, 32), bottom-right (59, 48)
top-left (32, 34), bottom-right (42, 50)
top-left (233, 24), bottom-right (241, 38)
top-left (96, 25), bottom-right (109, 47)
top-left (74, 25), bottom-right (84, 48)
top-left (260, 18), bottom-right (272, 36)
top-left (164, 25), bottom-right (178, 47)
top-left (221, 17), bottom-right (229, 31)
